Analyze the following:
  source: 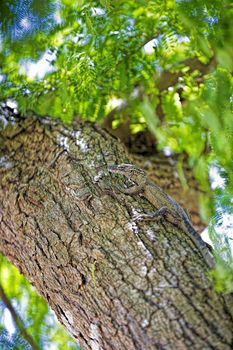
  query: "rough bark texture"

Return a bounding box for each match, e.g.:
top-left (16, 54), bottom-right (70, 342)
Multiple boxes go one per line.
top-left (0, 106), bottom-right (233, 350)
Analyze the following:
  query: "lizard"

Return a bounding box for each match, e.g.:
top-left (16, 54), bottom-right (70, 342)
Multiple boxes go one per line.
top-left (108, 163), bottom-right (215, 269)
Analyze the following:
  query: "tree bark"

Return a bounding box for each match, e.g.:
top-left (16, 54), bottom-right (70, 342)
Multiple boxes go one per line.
top-left (0, 106), bottom-right (233, 350)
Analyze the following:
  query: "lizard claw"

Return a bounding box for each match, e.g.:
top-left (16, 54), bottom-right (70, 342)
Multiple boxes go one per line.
top-left (132, 212), bottom-right (145, 222)
top-left (132, 206), bottom-right (169, 222)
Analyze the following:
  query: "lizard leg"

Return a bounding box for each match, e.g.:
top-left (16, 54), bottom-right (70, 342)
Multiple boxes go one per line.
top-left (133, 206), bottom-right (185, 232)
top-left (133, 206), bottom-right (215, 268)
top-left (119, 184), bottom-right (144, 195)
top-left (133, 206), bottom-right (169, 222)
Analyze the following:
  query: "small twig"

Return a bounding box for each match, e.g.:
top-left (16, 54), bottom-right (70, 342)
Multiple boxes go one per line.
top-left (0, 283), bottom-right (40, 350)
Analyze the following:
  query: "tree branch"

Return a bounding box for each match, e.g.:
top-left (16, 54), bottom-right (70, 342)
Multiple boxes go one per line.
top-left (104, 55), bottom-right (217, 122)
top-left (157, 55), bottom-right (217, 91)
top-left (0, 283), bottom-right (40, 350)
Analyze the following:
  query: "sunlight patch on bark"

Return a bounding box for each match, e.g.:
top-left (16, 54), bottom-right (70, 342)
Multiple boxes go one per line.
top-left (90, 323), bottom-right (101, 350)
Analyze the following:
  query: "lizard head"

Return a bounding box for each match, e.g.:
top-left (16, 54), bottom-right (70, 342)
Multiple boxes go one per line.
top-left (108, 163), bottom-right (146, 183)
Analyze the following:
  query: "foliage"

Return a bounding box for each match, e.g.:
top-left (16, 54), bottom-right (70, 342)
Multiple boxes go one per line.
top-left (0, 0), bottom-right (233, 346)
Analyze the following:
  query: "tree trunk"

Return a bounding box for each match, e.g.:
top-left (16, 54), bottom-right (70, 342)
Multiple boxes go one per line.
top-left (0, 106), bottom-right (233, 350)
